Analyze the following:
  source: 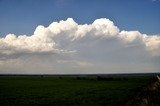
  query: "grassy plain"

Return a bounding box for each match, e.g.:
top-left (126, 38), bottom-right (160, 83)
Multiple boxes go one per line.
top-left (0, 75), bottom-right (151, 105)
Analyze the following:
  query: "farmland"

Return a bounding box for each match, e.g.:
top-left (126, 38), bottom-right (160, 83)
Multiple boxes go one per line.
top-left (0, 74), bottom-right (157, 105)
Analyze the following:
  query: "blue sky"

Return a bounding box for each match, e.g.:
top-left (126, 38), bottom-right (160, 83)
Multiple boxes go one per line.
top-left (0, 0), bottom-right (160, 74)
top-left (0, 0), bottom-right (160, 36)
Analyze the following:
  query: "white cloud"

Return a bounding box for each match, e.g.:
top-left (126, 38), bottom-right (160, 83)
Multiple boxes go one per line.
top-left (0, 18), bottom-right (160, 74)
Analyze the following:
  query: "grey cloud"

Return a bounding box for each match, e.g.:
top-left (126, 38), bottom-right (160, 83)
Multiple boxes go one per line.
top-left (0, 18), bottom-right (160, 74)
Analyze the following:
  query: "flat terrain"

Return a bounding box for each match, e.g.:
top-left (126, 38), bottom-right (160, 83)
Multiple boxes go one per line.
top-left (0, 75), bottom-right (151, 105)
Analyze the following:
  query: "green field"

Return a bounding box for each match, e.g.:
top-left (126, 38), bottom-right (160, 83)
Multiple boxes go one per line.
top-left (0, 76), bottom-right (151, 105)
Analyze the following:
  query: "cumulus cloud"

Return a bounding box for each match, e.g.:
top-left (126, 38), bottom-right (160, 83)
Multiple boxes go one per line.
top-left (0, 18), bottom-right (160, 74)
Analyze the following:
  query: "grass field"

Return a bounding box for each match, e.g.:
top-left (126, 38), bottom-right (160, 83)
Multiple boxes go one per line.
top-left (0, 75), bottom-right (151, 105)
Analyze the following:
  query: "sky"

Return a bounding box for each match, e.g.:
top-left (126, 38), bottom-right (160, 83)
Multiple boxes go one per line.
top-left (0, 0), bottom-right (160, 36)
top-left (0, 0), bottom-right (160, 74)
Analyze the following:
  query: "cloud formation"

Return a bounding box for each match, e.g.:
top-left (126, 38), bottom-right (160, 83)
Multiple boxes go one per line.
top-left (0, 18), bottom-right (160, 74)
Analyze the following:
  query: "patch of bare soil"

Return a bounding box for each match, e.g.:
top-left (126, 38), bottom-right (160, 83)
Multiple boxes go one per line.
top-left (123, 75), bottom-right (160, 106)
